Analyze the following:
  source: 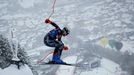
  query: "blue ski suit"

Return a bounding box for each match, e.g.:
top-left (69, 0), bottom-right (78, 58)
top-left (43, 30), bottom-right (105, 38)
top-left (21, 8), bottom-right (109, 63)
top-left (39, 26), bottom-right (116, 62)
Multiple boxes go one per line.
top-left (44, 22), bottom-right (64, 63)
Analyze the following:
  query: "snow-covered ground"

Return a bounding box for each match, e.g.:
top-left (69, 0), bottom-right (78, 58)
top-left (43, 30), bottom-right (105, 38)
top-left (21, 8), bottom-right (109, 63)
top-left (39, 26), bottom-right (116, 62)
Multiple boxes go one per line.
top-left (0, 0), bottom-right (134, 75)
top-left (78, 58), bottom-right (127, 75)
top-left (56, 56), bottom-right (77, 75)
top-left (55, 56), bottom-right (127, 75)
top-left (0, 64), bottom-right (33, 75)
top-left (121, 41), bottom-right (134, 55)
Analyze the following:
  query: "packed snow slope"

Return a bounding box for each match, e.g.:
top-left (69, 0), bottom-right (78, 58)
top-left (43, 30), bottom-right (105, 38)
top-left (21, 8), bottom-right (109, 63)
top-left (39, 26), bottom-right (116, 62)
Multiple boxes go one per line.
top-left (0, 0), bottom-right (134, 75)
top-left (0, 64), bottom-right (33, 75)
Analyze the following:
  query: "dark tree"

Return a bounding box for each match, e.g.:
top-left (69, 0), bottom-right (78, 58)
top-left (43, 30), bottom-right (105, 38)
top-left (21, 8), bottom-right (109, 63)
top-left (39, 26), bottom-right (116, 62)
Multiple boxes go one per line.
top-left (0, 34), bottom-right (38, 75)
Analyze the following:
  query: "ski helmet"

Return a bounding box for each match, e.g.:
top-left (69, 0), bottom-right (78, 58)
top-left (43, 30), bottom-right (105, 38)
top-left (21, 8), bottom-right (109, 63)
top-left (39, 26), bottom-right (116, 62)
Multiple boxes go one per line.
top-left (62, 27), bottom-right (70, 35)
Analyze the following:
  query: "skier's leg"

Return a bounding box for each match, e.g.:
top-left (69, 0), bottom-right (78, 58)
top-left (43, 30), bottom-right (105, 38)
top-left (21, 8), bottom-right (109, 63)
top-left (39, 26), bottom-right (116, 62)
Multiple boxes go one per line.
top-left (52, 41), bottom-right (65, 63)
top-left (44, 36), bottom-right (65, 63)
top-left (56, 41), bottom-right (64, 59)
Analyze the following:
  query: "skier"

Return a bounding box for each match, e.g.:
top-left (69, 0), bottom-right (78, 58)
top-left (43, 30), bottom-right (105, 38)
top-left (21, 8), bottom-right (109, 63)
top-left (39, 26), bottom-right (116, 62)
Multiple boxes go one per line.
top-left (44, 19), bottom-right (70, 64)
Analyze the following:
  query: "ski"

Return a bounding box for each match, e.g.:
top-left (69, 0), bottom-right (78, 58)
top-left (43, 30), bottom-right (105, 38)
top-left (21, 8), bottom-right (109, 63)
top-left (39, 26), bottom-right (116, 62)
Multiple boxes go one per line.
top-left (39, 62), bottom-right (90, 67)
top-left (39, 62), bottom-right (73, 66)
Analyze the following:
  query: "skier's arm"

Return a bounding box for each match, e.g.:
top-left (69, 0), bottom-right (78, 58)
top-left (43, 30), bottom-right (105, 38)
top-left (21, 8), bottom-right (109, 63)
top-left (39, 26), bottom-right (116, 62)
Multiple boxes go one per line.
top-left (50, 22), bottom-right (60, 29)
top-left (45, 19), bottom-right (60, 29)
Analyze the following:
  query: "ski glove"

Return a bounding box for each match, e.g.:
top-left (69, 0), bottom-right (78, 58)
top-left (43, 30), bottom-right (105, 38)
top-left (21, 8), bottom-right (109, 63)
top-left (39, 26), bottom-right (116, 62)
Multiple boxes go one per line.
top-left (45, 19), bottom-right (52, 24)
top-left (63, 46), bottom-right (69, 51)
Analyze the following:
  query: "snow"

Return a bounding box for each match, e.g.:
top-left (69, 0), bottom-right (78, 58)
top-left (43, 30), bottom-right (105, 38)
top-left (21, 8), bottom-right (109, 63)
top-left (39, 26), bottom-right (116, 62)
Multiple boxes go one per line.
top-left (0, 0), bottom-right (134, 75)
top-left (129, 36), bottom-right (134, 40)
top-left (80, 58), bottom-right (122, 75)
top-left (18, 0), bottom-right (43, 8)
top-left (121, 13), bottom-right (133, 24)
top-left (0, 64), bottom-right (33, 75)
top-left (101, 58), bottom-right (120, 73)
top-left (0, 14), bottom-right (31, 20)
top-left (27, 46), bottom-right (53, 56)
top-left (120, 41), bottom-right (134, 55)
top-left (28, 46), bottom-right (53, 52)
top-left (0, 3), bottom-right (8, 9)
top-left (55, 56), bottom-right (123, 75)
top-left (56, 56), bottom-right (78, 75)
top-left (80, 68), bottom-right (115, 75)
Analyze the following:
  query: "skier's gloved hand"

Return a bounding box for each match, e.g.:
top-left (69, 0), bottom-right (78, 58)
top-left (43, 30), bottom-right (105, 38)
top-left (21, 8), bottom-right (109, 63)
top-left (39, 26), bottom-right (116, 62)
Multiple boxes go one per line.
top-left (63, 46), bottom-right (69, 51)
top-left (45, 19), bottom-right (52, 24)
